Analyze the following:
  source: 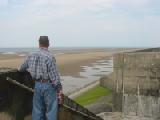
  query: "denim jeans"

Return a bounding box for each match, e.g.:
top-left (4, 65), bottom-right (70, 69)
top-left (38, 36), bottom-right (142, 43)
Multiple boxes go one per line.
top-left (32, 82), bottom-right (58, 120)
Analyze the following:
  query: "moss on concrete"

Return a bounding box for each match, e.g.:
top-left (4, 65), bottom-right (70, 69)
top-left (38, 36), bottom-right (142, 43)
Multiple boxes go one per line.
top-left (74, 85), bottom-right (112, 106)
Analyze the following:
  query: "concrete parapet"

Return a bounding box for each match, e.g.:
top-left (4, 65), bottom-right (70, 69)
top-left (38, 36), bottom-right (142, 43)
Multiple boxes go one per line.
top-left (0, 68), bottom-right (102, 120)
top-left (135, 47), bottom-right (160, 52)
top-left (112, 48), bottom-right (160, 119)
top-left (113, 52), bottom-right (160, 96)
top-left (122, 94), bottom-right (160, 118)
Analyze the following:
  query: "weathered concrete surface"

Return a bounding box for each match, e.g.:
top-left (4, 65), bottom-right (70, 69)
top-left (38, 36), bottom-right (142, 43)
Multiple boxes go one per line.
top-left (113, 51), bottom-right (160, 119)
top-left (86, 94), bottom-right (113, 114)
top-left (114, 52), bottom-right (160, 94)
top-left (113, 52), bottom-right (160, 95)
top-left (100, 48), bottom-right (160, 119)
top-left (135, 47), bottom-right (160, 52)
top-left (98, 112), bottom-right (122, 120)
top-left (98, 112), bottom-right (159, 120)
top-left (0, 69), bottom-right (33, 120)
top-left (0, 68), bottom-right (102, 120)
top-left (100, 73), bottom-right (114, 90)
top-left (123, 94), bottom-right (160, 119)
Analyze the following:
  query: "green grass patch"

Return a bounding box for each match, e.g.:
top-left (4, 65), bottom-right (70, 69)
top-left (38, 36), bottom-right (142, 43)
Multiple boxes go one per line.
top-left (74, 85), bottom-right (112, 106)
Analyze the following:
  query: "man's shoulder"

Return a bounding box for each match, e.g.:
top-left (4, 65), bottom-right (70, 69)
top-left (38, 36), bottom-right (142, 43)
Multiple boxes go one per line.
top-left (28, 51), bottom-right (39, 57)
top-left (27, 50), bottom-right (54, 61)
top-left (40, 50), bottom-right (52, 57)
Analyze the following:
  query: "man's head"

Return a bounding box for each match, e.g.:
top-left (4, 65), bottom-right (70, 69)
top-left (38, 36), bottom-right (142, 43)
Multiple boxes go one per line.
top-left (39, 36), bottom-right (49, 48)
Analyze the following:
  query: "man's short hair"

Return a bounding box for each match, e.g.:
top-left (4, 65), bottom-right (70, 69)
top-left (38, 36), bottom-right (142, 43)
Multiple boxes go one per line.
top-left (39, 36), bottom-right (49, 46)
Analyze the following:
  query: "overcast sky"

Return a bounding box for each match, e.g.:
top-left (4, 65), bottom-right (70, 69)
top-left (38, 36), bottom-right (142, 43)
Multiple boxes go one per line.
top-left (0, 0), bottom-right (160, 48)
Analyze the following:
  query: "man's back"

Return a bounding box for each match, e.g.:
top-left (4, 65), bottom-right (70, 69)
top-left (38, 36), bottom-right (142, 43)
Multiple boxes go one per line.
top-left (19, 36), bottom-right (62, 120)
top-left (19, 47), bottom-right (61, 89)
top-left (27, 48), bottom-right (53, 80)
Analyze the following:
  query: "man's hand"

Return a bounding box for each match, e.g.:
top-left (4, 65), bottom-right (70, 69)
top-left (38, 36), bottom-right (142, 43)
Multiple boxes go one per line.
top-left (57, 90), bottom-right (64, 105)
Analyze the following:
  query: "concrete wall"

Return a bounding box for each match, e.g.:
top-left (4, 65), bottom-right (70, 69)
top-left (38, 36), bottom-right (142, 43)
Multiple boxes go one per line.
top-left (100, 51), bottom-right (160, 94)
top-left (100, 73), bottom-right (114, 90)
top-left (0, 68), bottom-right (102, 120)
top-left (113, 52), bottom-right (160, 95)
top-left (135, 47), bottom-right (160, 52)
top-left (123, 94), bottom-right (160, 118)
top-left (112, 50), bottom-right (160, 119)
top-left (94, 48), bottom-right (160, 119)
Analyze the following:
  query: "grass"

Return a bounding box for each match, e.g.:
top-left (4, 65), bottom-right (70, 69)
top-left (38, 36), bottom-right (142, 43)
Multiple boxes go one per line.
top-left (74, 85), bottom-right (112, 106)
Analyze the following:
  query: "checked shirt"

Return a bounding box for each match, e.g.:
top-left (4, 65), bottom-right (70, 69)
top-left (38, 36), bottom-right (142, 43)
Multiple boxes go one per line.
top-left (19, 47), bottom-right (62, 90)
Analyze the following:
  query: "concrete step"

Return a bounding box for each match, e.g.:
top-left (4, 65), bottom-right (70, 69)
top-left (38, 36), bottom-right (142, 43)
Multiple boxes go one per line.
top-left (97, 112), bottom-right (157, 120)
top-left (97, 112), bottom-right (122, 120)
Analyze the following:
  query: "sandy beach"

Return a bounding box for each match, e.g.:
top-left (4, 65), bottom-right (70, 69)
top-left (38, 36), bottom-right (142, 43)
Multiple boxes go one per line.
top-left (0, 48), bottom-right (122, 95)
top-left (0, 49), bottom-right (115, 77)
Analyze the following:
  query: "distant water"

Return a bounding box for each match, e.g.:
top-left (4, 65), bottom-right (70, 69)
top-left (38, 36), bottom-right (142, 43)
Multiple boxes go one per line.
top-left (0, 48), bottom-right (38, 54)
top-left (0, 47), bottom-right (121, 57)
top-left (0, 47), bottom-right (82, 56)
top-left (62, 58), bottom-right (113, 95)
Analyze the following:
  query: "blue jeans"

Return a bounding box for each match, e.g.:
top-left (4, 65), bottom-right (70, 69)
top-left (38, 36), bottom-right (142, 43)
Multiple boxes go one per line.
top-left (32, 82), bottom-right (58, 120)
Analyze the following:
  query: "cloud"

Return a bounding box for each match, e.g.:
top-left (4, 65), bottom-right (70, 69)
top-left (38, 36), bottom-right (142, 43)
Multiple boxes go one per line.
top-left (23, 0), bottom-right (114, 16)
top-left (117, 0), bottom-right (149, 6)
top-left (2, 0), bottom-right (152, 21)
top-left (20, 0), bottom-right (154, 20)
top-left (0, 0), bottom-right (160, 47)
top-left (2, 0), bottom-right (114, 24)
top-left (0, 0), bottom-right (8, 7)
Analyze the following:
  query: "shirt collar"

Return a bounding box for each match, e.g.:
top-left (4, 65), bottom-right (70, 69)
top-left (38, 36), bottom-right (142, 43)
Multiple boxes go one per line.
top-left (40, 47), bottom-right (49, 51)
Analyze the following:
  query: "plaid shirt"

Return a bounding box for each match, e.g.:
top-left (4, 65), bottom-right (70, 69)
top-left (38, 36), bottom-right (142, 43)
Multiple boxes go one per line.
top-left (19, 47), bottom-right (62, 91)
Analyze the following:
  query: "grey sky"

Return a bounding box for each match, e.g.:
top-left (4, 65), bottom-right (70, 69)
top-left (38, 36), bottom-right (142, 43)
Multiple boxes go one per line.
top-left (0, 0), bottom-right (160, 48)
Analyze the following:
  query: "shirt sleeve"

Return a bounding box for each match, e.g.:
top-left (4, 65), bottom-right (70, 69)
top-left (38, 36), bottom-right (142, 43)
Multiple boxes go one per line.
top-left (48, 57), bottom-right (62, 90)
top-left (18, 56), bottom-right (30, 72)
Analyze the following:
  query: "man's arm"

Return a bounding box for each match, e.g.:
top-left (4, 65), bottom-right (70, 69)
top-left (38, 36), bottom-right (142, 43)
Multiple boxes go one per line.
top-left (48, 57), bottom-right (62, 90)
top-left (48, 57), bottom-right (63, 104)
top-left (19, 56), bottom-right (29, 72)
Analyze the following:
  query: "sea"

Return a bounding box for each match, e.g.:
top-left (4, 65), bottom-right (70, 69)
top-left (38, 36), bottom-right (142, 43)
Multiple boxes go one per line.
top-left (0, 47), bottom-right (71, 56)
top-left (0, 47), bottom-right (125, 56)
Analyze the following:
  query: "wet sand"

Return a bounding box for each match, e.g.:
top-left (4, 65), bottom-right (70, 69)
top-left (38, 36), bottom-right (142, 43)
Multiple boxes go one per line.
top-left (0, 47), bottom-right (140, 77)
top-left (0, 49), bottom-right (119, 95)
top-left (0, 50), bottom-right (114, 77)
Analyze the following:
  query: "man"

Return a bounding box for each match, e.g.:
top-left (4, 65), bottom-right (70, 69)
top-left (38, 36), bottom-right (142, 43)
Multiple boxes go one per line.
top-left (19, 36), bottom-right (62, 120)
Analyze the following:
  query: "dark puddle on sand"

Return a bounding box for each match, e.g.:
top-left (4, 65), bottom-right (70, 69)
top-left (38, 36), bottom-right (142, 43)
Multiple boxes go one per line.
top-left (61, 58), bottom-right (113, 95)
